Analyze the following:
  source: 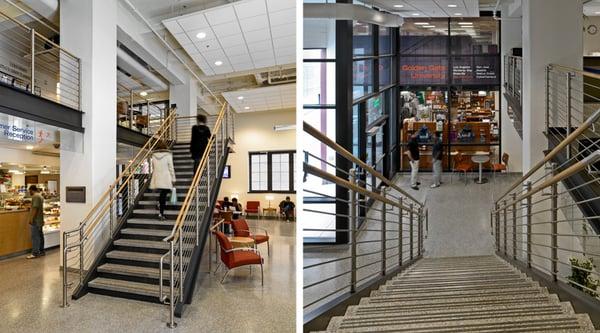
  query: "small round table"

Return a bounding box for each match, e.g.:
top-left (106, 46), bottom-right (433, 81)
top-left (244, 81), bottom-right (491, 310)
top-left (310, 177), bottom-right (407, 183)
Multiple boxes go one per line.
top-left (471, 154), bottom-right (490, 184)
top-left (229, 237), bottom-right (255, 249)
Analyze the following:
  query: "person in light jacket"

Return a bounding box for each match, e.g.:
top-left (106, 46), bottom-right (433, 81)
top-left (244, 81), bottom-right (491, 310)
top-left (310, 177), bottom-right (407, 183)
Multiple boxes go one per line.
top-left (150, 140), bottom-right (176, 220)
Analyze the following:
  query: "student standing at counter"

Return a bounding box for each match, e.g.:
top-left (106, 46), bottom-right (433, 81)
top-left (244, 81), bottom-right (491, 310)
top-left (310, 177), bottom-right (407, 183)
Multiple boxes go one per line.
top-left (431, 132), bottom-right (443, 189)
top-left (26, 185), bottom-right (45, 259)
top-left (407, 133), bottom-right (420, 190)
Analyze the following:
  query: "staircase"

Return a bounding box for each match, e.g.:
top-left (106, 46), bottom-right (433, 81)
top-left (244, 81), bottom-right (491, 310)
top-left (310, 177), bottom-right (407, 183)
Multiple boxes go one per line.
top-left (320, 256), bottom-right (598, 332)
top-left (86, 142), bottom-right (197, 301)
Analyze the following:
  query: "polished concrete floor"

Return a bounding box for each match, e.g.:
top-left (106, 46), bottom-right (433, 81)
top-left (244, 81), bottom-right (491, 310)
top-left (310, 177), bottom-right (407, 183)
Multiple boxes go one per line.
top-left (396, 171), bottom-right (522, 258)
top-left (0, 219), bottom-right (295, 333)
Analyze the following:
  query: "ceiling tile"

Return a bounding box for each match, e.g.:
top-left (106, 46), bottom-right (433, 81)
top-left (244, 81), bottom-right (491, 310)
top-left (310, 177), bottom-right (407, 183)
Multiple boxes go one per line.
top-left (219, 34), bottom-right (246, 48)
top-left (273, 36), bottom-right (295, 49)
top-left (244, 29), bottom-right (271, 43)
top-left (271, 23), bottom-right (295, 38)
top-left (240, 15), bottom-right (270, 32)
top-left (176, 14), bottom-right (209, 30)
top-left (247, 40), bottom-right (273, 53)
top-left (266, 0), bottom-right (295, 13)
top-left (186, 28), bottom-right (216, 42)
top-left (226, 44), bottom-right (250, 56)
top-left (269, 8), bottom-right (295, 26)
top-left (163, 20), bottom-right (183, 34)
top-left (204, 6), bottom-right (236, 25)
top-left (174, 32), bottom-right (193, 45)
top-left (194, 39), bottom-right (221, 52)
top-left (234, 0), bottom-right (267, 19)
top-left (212, 22), bottom-right (242, 38)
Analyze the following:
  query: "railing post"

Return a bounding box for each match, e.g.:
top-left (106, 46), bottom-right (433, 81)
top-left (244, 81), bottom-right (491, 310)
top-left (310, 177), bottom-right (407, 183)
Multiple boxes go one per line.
top-left (398, 197), bottom-right (403, 268)
top-left (195, 185), bottom-right (200, 246)
top-left (79, 228), bottom-right (84, 284)
top-left (109, 186), bottom-right (114, 239)
top-left (503, 199), bottom-right (508, 256)
top-left (380, 186), bottom-right (387, 277)
top-left (566, 72), bottom-right (573, 159)
top-left (418, 207), bottom-right (423, 257)
top-left (526, 181), bottom-right (532, 268)
top-left (409, 203), bottom-right (414, 260)
top-left (179, 230), bottom-right (183, 300)
top-left (349, 169), bottom-right (357, 293)
top-left (30, 28), bottom-right (35, 93)
top-left (61, 233), bottom-right (69, 308)
top-left (167, 241), bottom-right (177, 328)
top-left (545, 65), bottom-right (550, 134)
top-left (512, 58), bottom-right (516, 97)
top-left (495, 203), bottom-right (500, 252)
top-left (512, 193), bottom-right (517, 260)
top-left (550, 163), bottom-right (558, 281)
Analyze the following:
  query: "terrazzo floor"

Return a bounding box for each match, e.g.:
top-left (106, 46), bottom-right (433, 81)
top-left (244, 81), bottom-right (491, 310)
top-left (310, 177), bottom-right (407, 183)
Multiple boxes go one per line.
top-left (0, 219), bottom-right (296, 333)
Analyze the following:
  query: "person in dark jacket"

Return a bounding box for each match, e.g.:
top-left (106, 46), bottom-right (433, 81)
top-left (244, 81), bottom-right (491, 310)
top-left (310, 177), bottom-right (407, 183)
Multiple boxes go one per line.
top-left (190, 114), bottom-right (211, 172)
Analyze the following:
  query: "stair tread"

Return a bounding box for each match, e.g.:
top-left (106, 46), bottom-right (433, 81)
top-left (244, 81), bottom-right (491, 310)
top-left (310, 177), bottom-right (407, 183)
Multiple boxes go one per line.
top-left (98, 263), bottom-right (168, 279)
top-left (113, 238), bottom-right (170, 249)
top-left (133, 209), bottom-right (182, 214)
top-left (121, 228), bottom-right (172, 237)
top-left (106, 250), bottom-right (167, 262)
top-left (127, 218), bottom-right (176, 225)
top-left (88, 277), bottom-right (160, 298)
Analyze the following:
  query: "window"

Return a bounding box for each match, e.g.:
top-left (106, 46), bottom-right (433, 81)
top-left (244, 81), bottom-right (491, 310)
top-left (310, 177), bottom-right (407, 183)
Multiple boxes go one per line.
top-left (249, 151), bottom-right (295, 193)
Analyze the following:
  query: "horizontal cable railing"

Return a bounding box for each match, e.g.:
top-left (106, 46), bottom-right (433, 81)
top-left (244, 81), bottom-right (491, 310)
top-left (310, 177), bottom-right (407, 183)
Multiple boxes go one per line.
top-left (61, 108), bottom-right (177, 307)
top-left (161, 103), bottom-right (233, 327)
top-left (494, 64), bottom-right (600, 298)
top-left (303, 121), bottom-right (427, 321)
top-left (505, 55), bottom-right (522, 105)
top-left (0, 10), bottom-right (80, 110)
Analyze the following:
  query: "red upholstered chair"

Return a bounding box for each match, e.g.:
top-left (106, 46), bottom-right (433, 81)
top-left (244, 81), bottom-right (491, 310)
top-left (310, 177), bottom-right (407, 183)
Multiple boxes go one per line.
top-left (213, 231), bottom-right (264, 285)
top-left (231, 219), bottom-right (270, 256)
top-left (245, 201), bottom-right (260, 218)
top-left (492, 153), bottom-right (510, 182)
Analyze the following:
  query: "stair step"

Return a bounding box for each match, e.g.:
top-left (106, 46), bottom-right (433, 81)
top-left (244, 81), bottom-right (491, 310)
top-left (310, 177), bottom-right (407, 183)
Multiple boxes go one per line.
top-left (138, 201), bottom-right (183, 207)
top-left (133, 209), bottom-right (181, 215)
top-left (121, 228), bottom-right (172, 237)
top-left (127, 218), bottom-right (176, 226)
top-left (113, 238), bottom-right (170, 250)
top-left (144, 192), bottom-right (187, 198)
top-left (106, 250), bottom-right (169, 263)
top-left (97, 263), bottom-right (168, 280)
top-left (88, 277), bottom-right (160, 298)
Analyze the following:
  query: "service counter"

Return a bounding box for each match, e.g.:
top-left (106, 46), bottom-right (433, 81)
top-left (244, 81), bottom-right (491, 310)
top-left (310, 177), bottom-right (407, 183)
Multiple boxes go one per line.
top-left (0, 209), bottom-right (31, 257)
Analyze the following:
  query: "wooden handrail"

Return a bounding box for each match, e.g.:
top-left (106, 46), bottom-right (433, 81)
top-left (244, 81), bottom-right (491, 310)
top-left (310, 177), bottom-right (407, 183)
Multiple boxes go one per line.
top-left (303, 122), bottom-right (423, 206)
top-left (165, 103), bottom-right (228, 241)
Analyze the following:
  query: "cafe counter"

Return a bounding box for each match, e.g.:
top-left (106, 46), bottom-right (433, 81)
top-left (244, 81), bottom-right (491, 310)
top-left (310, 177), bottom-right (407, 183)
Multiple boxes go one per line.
top-left (0, 208), bottom-right (61, 258)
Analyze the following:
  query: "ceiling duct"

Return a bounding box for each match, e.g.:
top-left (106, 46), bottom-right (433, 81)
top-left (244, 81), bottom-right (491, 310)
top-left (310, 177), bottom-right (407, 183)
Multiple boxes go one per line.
top-left (255, 68), bottom-right (296, 86)
top-left (304, 3), bottom-right (404, 27)
top-left (117, 47), bottom-right (168, 92)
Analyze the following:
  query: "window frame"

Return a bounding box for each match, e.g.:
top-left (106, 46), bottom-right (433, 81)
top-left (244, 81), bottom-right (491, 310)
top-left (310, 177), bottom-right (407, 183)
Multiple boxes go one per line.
top-left (248, 150), bottom-right (296, 194)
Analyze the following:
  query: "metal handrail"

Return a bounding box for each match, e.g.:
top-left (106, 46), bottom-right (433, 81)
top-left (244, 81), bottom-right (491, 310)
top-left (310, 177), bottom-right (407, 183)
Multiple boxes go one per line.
top-left (161, 103), bottom-right (233, 327)
top-left (61, 109), bottom-right (177, 308)
top-left (495, 107), bottom-right (600, 204)
top-left (303, 121), bottom-right (423, 207)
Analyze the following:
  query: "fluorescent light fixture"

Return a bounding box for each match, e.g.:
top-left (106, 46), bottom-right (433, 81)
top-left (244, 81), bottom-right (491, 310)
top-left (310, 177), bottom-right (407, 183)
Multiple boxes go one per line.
top-left (448, 4), bottom-right (458, 7)
top-left (237, 96), bottom-right (244, 100)
top-left (596, 11), bottom-right (600, 14)
top-left (412, 13), bottom-right (420, 16)
top-left (414, 22), bottom-right (430, 25)
top-left (273, 124), bottom-right (296, 131)
top-left (454, 13), bottom-right (463, 16)
top-left (458, 22), bottom-right (473, 25)
top-left (26, 145), bottom-right (33, 150)
top-left (139, 91), bottom-right (148, 97)
top-left (244, 106), bottom-right (250, 110)
top-left (478, 91), bottom-right (487, 96)
top-left (41, 167), bottom-right (50, 175)
top-left (393, 4), bottom-right (404, 8)
top-left (196, 32), bottom-right (207, 39)
top-left (423, 25), bottom-right (436, 28)
top-left (214, 60), bottom-right (223, 66)
top-left (8, 169), bottom-right (20, 174)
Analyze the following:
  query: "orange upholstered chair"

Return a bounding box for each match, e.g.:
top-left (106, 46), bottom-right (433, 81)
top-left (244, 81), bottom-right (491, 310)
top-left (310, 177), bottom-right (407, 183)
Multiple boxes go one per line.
top-left (213, 231), bottom-right (264, 285)
top-left (245, 201), bottom-right (261, 217)
top-left (453, 152), bottom-right (473, 185)
top-left (231, 218), bottom-right (270, 256)
top-left (492, 153), bottom-right (509, 173)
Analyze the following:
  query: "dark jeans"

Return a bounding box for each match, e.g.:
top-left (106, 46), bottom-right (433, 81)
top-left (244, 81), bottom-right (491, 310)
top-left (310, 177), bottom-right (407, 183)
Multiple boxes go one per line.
top-left (282, 208), bottom-right (294, 220)
top-left (193, 158), bottom-right (200, 174)
top-left (30, 224), bottom-right (44, 255)
top-left (158, 189), bottom-right (170, 215)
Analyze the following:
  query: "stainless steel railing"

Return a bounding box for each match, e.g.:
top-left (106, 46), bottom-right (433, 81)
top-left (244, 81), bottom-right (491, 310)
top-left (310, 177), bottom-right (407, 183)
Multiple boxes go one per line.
top-left (494, 64), bottom-right (600, 297)
top-left (302, 122), bottom-right (427, 320)
top-left (160, 103), bottom-right (234, 328)
top-left (61, 108), bottom-right (177, 307)
top-left (0, 10), bottom-right (81, 110)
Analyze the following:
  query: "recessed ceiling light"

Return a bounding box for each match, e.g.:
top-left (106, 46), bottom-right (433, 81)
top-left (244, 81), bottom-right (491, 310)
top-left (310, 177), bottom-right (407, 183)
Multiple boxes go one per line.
top-left (412, 13), bottom-right (420, 16)
top-left (26, 145), bottom-right (33, 150)
top-left (244, 106), bottom-right (250, 110)
top-left (139, 91), bottom-right (148, 97)
top-left (214, 60), bottom-right (223, 66)
top-left (458, 22), bottom-right (473, 25)
top-left (454, 13), bottom-right (463, 16)
top-left (414, 22), bottom-right (430, 25)
top-left (423, 25), bottom-right (436, 28)
top-left (393, 4), bottom-right (404, 8)
top-left (595, 11), bottom-right (600, 14)
top-left (196, 32), bottom-right (207, 39)
top-left (237, 96), bottom-right (244, 100)
top-left (448, 4), bottom-right (458, 8)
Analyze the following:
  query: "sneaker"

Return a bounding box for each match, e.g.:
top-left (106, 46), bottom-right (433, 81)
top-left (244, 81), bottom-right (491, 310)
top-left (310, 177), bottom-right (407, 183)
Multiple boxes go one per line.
top-left (39, 252), bottom-right (46, 256)
top-left (26, 254), bottom-right (38, 259)
top-left (416, 182), bottom-right (421, 185)
top-left (430, 184), bottom-right (440, 188)
top-left (158, 214), bottom-right (167, 221)
top-left (411, 186), bottom-right (419, 190)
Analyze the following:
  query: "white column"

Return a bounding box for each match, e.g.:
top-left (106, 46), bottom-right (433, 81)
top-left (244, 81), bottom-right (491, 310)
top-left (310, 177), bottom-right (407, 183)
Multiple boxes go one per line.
top-left (169, 74), bottom-right (197, 118)
top-left (521, 0), bottom-right (583, 171)
top-left (500, 6), bottom-right (522, 172)
top-left (59, 0), bottom-right (117, 248)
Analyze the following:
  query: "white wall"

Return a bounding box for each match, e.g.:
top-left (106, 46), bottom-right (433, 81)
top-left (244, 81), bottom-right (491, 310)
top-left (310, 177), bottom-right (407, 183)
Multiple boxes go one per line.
top-left (584, 16), bottom-right (600, 56)
top-left (218, 109), bottom-right (296, 212)
top-left (500, 8), bottom-right (523, 172)
top-left (0, 147), bottom-right (59, 166)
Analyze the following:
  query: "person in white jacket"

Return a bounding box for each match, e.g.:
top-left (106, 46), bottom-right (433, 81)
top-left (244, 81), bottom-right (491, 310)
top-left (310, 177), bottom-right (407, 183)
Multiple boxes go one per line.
top-left (150, 141), bottom-right (176, 220)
